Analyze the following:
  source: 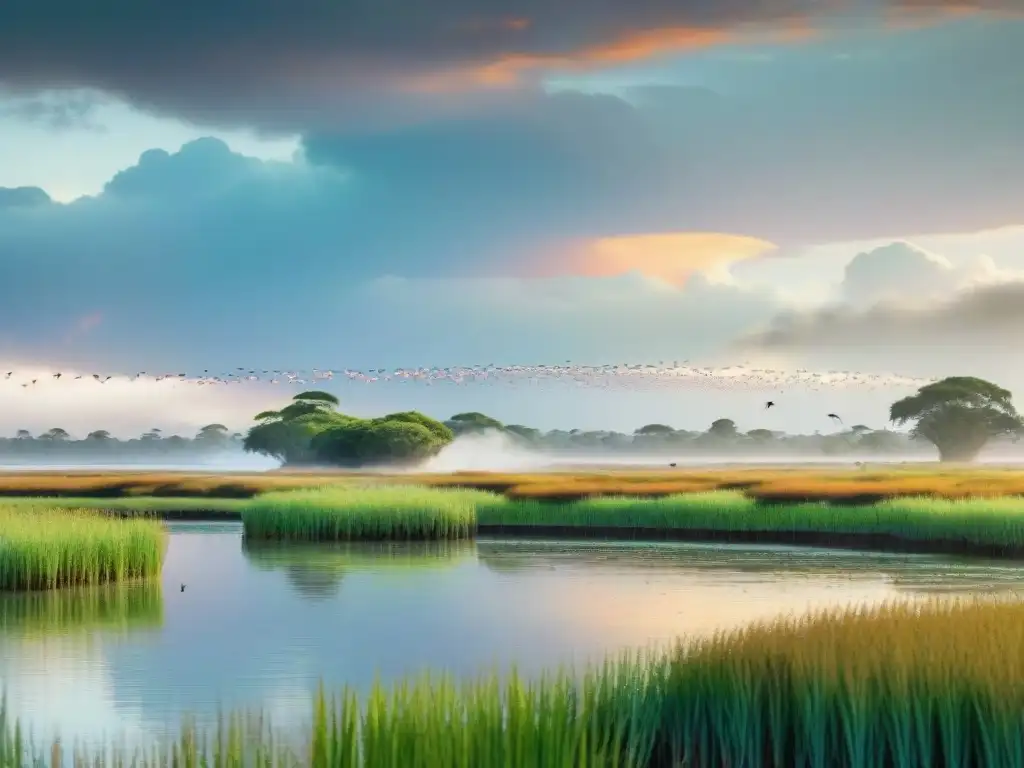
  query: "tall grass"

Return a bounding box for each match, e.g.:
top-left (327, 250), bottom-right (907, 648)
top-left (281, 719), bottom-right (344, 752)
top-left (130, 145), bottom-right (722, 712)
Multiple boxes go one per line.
top-left (240, 486), bottom-right (492, 541)
top-left (5, 599), bottom-right (1024, 766)
top-left (0, 581), bottom-right (164, 637)
top-left (0, 505), bottom-right (167, 591)
top-left (656, 597), bottom-right (1024, 767)
top-left (239, 486), bottom-right (1024, 551)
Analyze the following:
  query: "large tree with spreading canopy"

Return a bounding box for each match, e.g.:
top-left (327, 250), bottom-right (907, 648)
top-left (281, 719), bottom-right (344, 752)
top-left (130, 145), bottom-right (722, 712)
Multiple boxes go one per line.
top-left (889, 376), bottom-right (1024, 462)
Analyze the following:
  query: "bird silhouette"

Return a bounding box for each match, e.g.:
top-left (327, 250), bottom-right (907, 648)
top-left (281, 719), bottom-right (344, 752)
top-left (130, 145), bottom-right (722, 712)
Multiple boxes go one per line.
top-left (827, 413), bottom-right (843, 424)
top-left (669, 462), bottom-right (677, 468)
top-left (765, 401), bottom-right (775, 409)
top-left (180, 583), bottom-right (186, 593)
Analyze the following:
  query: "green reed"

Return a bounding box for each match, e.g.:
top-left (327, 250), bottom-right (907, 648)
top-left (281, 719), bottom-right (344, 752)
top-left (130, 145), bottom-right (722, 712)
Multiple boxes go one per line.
top-left (0, 505), bottom-right (166, 591)
top-left (239, 486), bottom-right (491, 541)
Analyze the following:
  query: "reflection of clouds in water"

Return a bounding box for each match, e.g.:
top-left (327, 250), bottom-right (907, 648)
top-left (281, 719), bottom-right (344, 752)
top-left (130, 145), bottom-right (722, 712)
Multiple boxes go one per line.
top-left (0, 634), bottom-right (148, 748)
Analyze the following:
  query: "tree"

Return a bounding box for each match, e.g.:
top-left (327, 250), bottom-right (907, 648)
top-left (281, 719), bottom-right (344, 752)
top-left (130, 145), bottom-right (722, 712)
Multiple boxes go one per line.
top-left (746, 428), bottom-right (775, 443)
top-left (505, 424), bottom-right (542, 442)
top-left (445, 412), bottom-right (504, 435)
top-left (707, 419), bottom-right (738, 439)
top-left (244, 392), bottom-right (351, 464)
top-left (39, 427), bottom-right (70, 441)
top-left (311, 418), bottom-right (449, 467)
top-left (378, 411), bottom-right (454, 443)
top-left (634, 424), bottom-right (675, 436)
top-left (889, 376), bottom-right (1024, 462)
top-left (14, 429), bottom-right (31, 440)
top-left (196, 423), bottom-right (230, 444)
top-left (86, 430), bottom-right (112, 442)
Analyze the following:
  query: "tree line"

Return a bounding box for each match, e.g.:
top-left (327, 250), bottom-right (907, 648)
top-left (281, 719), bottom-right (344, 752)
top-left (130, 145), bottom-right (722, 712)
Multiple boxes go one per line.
top-left (4, 376), bottom-right (1021, 466)
top-left (0, 424), bottom-right (241, 459)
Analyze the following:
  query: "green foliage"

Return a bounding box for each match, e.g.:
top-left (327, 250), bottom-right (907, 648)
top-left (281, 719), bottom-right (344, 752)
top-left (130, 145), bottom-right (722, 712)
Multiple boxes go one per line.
top-left (446, 411), bottom-right (504, 434)
top-left (293, 390), bottom-right (341, 406)
top-left (245, 395), bottom-right (452, 468)
top-left (890, 376), bottom-right (1024, 461)
top-left (377, 411), bottom-right (455, 442)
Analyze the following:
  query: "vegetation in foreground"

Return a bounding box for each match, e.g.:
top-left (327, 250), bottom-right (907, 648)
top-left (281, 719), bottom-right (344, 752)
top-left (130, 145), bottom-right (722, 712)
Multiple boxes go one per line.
top-left (0, 505), bottom-right (166, 591)
top-left (238, 486), bottom-right (1024, 552)
top-left (4, 598), bottom-right (1024, 766)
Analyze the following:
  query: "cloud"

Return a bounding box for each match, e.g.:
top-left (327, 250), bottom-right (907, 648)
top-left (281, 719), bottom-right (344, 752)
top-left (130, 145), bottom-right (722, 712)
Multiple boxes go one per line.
top-left (736, 276), bottom-right (1024, 380)
top-left (0, 90), bottom-right (104, 131)
top-left (0, 1), bottom-right (1015, 131)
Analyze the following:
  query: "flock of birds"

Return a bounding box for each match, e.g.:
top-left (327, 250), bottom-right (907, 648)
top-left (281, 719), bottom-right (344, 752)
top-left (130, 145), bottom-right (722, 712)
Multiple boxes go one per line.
top-left (0, 362), bottom-right (933, 395)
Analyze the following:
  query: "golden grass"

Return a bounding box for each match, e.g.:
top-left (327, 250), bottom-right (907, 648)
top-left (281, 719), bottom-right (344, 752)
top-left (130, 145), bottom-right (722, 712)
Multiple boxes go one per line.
top-left (5, 467), bottom-right (1024, 505)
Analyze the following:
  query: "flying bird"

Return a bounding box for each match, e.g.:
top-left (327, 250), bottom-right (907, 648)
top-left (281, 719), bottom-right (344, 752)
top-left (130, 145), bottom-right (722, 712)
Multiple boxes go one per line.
top-left (180, 583), bottom-right (186, 593)
top-left (828, 413), bottom-right (843, 424)
top-left (765, 401), bottom-right (775, 409)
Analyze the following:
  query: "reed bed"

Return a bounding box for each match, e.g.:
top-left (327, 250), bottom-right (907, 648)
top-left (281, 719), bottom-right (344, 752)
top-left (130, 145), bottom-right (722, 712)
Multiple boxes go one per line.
top-left (0, 581), bottom-right (164, 637)
top-left (237, 486), bottom-right (1024, 552)
top-left (0, 505), bottom-right (167, 591)
top-left (6, 599), bottom-right (1024, 766)
top-left (488, 491), bottom-right (1024, 549)
top-left (240, 486), bottom-right (491, 541)
top-left (655, 597), bottom-right (1024, 767)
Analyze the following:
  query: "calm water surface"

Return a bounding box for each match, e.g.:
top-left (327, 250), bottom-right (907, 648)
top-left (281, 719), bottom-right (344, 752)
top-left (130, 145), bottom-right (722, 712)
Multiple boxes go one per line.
top-left (3, 522), bottom-right (1023, 745)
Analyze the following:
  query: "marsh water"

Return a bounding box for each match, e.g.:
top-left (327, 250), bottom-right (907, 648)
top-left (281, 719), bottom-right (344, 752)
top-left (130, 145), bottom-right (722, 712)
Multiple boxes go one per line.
top-left (3, 522), bottom-right (1024, 746)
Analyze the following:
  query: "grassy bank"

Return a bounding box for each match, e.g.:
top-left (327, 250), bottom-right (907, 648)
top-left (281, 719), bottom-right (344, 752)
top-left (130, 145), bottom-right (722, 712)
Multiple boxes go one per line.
top-left (232, 486), bottom-right (1024, 555)
top-left (4, 598), bottom-right (1024, 766)
top-left (0, 505), bottom-right (167, 591)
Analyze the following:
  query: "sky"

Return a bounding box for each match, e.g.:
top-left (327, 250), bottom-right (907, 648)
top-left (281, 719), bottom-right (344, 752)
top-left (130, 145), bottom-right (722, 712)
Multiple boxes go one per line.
top-left (1, 0), bottom-right (1023, 437)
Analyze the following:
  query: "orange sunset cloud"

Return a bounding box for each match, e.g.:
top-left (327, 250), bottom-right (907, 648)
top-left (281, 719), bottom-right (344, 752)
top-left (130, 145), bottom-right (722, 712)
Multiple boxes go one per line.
top-left (405, 22), bottom-right (816, 93)
top-left (544, 232), bottom-right (778, 286)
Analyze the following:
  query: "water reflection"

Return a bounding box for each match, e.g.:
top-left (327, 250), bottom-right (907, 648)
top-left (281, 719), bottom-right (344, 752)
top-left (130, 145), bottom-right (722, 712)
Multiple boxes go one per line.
top-left (0, 581), bottom-right (164, 638)
top-left (242, 540), bottom-right (475, 600)
top-left (476, 539), bottom-right (1024, 597)
top-left (5, 524), bottom-right (1024, 748)
top-left (0, 582), bottom-right (164, 748)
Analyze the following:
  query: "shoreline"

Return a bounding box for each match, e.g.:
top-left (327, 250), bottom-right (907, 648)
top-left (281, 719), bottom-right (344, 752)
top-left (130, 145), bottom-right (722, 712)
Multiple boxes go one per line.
top-left (94, 508), bottom-right (1024, 560)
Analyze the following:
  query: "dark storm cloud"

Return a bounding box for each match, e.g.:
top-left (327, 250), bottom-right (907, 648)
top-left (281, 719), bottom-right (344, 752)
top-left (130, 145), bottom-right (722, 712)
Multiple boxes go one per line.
top-left (302, 19), bottom-right (1024, 246)
top-left (0, 0), bottom-right (1014, 131)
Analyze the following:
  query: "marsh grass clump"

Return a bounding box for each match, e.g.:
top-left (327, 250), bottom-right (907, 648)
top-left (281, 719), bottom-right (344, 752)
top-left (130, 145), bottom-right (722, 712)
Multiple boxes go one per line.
top-left (0, 505), bottom-right (166, 591)
top-left (656, 597), bottom-right (1024, 767)
top-left (240, 485), bottom-right (493, 541)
